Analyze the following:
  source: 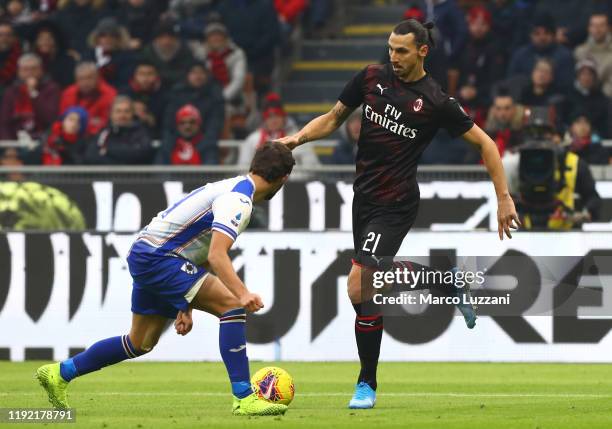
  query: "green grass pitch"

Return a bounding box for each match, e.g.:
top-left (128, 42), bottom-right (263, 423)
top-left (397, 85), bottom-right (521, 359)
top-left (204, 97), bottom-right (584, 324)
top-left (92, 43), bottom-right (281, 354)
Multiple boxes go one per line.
top-left (2, 361), bottom-right (612, 428)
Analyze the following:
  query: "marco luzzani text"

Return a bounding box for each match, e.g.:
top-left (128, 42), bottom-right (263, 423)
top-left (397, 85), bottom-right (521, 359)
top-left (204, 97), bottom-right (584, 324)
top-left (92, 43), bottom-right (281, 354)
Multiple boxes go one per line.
top-left (372, 267), bottom-right (511, 306)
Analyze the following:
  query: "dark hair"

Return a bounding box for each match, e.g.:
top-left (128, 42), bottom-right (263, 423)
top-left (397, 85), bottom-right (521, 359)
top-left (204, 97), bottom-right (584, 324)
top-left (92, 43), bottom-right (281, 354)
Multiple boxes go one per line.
top-left (249, 141), bottom-right (296, 182)
top-left (392, 19), bottom-right (435, 48)
top-left (134, 60), bottom-right (158, 71)
top-left (495, 86), bottom-right (514, 99)
top-left (531, 13), bottom-right (556, 34)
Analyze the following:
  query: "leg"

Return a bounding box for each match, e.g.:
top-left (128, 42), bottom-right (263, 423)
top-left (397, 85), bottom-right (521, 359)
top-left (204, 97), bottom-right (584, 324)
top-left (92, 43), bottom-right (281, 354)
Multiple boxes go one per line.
top-left (190, 274), bottom-right (287, 415)
top-left (36, 312), bottom-right (167, 409)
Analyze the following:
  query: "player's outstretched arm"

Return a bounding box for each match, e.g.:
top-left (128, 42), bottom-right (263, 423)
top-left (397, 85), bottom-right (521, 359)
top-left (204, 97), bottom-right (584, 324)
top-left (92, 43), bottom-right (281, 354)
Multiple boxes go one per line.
top-left (208, 231), bottom-right (264, 312)
top-left (275, 101), bottom-right (355, 149)
top-left (461, 124), bottom-right (521, 240)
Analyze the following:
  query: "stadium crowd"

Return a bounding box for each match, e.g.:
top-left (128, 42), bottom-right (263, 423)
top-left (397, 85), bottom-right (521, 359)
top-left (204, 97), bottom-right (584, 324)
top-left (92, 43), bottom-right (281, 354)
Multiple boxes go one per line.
top-left (0, 0), bottom-right (610, 167)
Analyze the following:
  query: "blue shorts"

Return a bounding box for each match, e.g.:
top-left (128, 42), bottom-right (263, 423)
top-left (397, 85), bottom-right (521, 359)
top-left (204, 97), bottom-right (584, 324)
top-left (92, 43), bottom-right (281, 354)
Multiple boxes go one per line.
top-left (127, 245), bottom-right (208, 319)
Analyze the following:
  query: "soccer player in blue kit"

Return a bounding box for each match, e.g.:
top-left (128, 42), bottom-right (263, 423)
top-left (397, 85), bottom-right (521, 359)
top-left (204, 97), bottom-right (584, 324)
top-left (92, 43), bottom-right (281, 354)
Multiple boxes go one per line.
top-left (36, 142), bottom-right (295, 416)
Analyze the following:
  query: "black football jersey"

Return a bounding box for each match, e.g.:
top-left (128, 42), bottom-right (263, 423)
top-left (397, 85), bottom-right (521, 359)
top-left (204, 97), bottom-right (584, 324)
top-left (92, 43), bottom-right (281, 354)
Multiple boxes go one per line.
top-left (338, 63), bottom-right (474, 204)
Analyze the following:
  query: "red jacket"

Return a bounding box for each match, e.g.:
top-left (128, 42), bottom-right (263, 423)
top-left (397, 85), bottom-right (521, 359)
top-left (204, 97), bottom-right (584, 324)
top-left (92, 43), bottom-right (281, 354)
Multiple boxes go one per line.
top-left (59, 80), bottom-right (117, 136)
top-left (274, 0), bottom-right (307, 23)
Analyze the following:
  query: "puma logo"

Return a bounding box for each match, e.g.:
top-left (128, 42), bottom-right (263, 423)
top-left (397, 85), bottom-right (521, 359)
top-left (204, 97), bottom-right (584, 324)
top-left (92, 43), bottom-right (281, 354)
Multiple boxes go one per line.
top-left (376, 84), bottom-right (388, 95)
top-left (229, 345), bottom-right (246, 352)
top-left (357, 320), bottom-right (376, 327)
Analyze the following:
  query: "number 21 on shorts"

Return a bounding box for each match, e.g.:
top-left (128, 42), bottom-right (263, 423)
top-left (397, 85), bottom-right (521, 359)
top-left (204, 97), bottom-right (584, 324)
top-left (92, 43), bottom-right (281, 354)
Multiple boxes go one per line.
top-left (362, 232), bottom-right (381, 253)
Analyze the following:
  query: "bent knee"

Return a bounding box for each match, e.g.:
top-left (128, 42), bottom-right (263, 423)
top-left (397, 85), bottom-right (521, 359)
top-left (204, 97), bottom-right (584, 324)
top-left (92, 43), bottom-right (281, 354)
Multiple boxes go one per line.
top-left (127, 334), bottom-right (157, 356)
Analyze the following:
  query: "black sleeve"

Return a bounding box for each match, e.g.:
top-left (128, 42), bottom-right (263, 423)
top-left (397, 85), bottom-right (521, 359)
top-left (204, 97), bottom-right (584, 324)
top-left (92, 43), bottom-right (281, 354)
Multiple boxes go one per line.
top-left (575, 158), bottom-right (602, 220)
top-left (338, 66), bottom-right (368, 108)
top-left (438, 96), bottom-right (474, 138)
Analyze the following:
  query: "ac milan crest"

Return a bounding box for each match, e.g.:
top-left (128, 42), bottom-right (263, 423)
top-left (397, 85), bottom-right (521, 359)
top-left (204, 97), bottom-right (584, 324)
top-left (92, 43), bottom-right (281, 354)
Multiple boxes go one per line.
top-left (413, 98), bottom-right (423, 112)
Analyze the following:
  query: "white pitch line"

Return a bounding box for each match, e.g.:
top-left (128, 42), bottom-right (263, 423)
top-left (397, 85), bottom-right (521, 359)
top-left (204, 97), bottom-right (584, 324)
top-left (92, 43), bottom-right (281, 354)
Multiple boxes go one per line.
top-left (2, 392), bottom-right (610, 398)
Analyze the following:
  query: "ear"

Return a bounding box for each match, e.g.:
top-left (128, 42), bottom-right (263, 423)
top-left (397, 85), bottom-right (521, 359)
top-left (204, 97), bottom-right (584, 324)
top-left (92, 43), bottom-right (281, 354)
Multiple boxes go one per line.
top-left (418, 44), bottom-right (429, 57)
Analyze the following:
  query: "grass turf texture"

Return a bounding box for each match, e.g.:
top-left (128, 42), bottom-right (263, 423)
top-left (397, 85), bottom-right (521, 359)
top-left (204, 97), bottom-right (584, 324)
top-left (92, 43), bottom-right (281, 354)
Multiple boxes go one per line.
top-left (2, 361), bottom-right (612, 428)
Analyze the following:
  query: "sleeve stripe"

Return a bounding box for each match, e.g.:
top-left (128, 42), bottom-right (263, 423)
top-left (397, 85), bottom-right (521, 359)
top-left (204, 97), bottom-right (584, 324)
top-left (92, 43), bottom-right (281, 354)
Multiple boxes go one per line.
top-left (211, 222), bottom-right (238, 240)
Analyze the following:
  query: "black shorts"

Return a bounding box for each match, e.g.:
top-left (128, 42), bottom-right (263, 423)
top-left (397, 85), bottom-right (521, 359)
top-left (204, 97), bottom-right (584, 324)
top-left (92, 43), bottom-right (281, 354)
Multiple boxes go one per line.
top-left (352, 192), bottom-right (419, 270)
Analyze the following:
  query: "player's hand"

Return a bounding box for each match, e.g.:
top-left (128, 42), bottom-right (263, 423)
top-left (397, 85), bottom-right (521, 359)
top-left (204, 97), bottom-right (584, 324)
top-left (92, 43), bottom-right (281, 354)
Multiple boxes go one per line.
top-left (273, 134), bottom-right (301, 150)
top-left (497, 194), bottom-right (521, 240)
top-left (174, 309), bottom-right (193, 336)
top-left (240, 292), bottom-right (264, 313)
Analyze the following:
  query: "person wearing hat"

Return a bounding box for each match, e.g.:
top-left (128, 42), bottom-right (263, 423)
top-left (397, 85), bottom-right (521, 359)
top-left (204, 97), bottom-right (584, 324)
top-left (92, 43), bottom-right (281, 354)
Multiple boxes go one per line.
top-left (574, 13), bottom-right (612, 97)
top-left (564, 59), bottom-right (610, 137)
top-left (42, 105), bottom-right (89, 165)
top-left (85, 17), bottom-right (134, 88)
top-left (192, 20), bottom-right (246, 104)
top-left (162, 60), bottom-right (224, 164)
top-left (238, 93), bottom-right (319, 169)
top-left (139, 18), bottom-right (194, 89)
top-left (156, 103), bottom-right (218, 165)
top-left (508, 12), bottom-right (574, 90)
top-left (454, 6), bottom-right (505, 123)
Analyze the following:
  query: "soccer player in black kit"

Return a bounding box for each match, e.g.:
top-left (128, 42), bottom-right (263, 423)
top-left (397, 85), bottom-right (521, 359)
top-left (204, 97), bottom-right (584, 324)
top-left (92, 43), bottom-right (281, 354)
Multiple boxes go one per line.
top-left (276, 20), bottom-right (520, 409)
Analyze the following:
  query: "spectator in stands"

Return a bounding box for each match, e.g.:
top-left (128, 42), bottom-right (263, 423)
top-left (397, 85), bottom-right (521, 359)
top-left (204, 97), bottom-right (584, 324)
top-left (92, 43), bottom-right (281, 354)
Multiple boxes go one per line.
top-left (163, 60), bottom-right (224, 161)
top-left (489, 0), bottom-right (535, 55)
top-left (0, 53), bottom-right (60, 140)
top-left (238, 93), bottom-right (319, 167)
top-left (217, 0), bottom-right (281, 95)
top-left (455, 6), bottom-right (505, 126)
top-left (563, 111), bottom-right (609, 165)
top-left (432, 0), bottom-right (468, 66)
top-left (156, 103), bottom-right (218, 165)
top-left (329, 108), bottom-right (360, 165)
top-left (31, 20), bottom-right (75, 87)
top-left (274, 0), bottom-right (307, 42)
top-left (167, 0), bottom-right (216, 39)
top-left (86, 17), bottom-right (134, 88)
top-left (60, 61), bottom-right (117, 135)
top-left (519, 58), bottom-right (565, 112)
top-left (115, 0), bottom-right (160, 49)
top-left (485, 89), bottom-right (525, 156)
top-left (139, 18), bottom-right (194, 89)
top-left (565, 59), bottom-right (610, 138)
top-left (508, 13), bottom-right (575, 90)
top-left (120, 61), bottom-right (165, 139)
top-left (192, 21), bottom-right (246, 104)
top-left (0, 20), bottom-right (21, 98)
top-left (41, 105), bottom-right (88, 165)
top-left (84, 95), bottom-right (155, 164)
top-left (52, 0), bottom-right (109, 57)
top-left (574, 13), bottom-right (612, 97)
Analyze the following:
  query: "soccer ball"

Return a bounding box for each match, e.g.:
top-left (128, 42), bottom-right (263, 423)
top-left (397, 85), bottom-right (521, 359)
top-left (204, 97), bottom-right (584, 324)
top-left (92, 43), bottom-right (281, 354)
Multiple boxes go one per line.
top-left (251, 366), bottom-right (295, 406)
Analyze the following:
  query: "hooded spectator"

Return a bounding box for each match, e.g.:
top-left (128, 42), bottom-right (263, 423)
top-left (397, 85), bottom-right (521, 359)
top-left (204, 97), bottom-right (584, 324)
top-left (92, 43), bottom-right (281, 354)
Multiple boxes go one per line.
top-left (59, 61), bottom-right (117, 135)
top-left (431, 0), bottom-right (468, 66)
top-left (563, 111), bottom-right (609, 165)
top-left (574, 13), bottom-right (612, 97)
top-left (120, 60), bottom-right (166, 138)
top-left (564, 59), bottom-right (610, 137)
top-left (52, 0), bottom-right (109, 56)
top-left (139, 18), bottom-right (194, 88)
top-left (0, 53), bottom-right (60, 140)
top-left (30, 20), bottom-right (75, 87)
top-left (192, 21), bottom-right (247, 103)
top-left (86, 17), bottom-right (134, 88)
top-left (508, 13), bottom-right (575, 90)
top-left (0, 21), bottom-right (22, 97)
top-left (84, 95), bottom-right (155, 164)
top-left (455, 6), bottom-right (505, 118)
top-left (42, 105), bottom-right (88, 165)
top-left (163, 60), bottom-right (224, 163)
top-left (238, 93), bottom-right (319, 167)
top-left (156, 103), bottom-right (218, 165)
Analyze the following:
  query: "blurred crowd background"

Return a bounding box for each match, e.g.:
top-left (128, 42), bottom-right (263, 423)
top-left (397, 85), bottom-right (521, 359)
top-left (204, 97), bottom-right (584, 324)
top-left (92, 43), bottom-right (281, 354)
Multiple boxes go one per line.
top-left (0, 0), bottom-right (611, 169)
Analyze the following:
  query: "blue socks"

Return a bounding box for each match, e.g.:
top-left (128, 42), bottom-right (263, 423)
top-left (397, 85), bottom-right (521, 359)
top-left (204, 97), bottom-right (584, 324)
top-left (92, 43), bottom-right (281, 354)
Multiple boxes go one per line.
top-left (59, 335), bottom-right (143, 382)
top-left (219, 308), bottom-right (252, 398)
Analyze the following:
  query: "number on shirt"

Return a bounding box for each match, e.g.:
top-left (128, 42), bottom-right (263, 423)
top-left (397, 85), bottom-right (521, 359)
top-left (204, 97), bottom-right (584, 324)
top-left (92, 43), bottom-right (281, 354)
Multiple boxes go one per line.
top-left (362, 232), bottom-right (381, 253)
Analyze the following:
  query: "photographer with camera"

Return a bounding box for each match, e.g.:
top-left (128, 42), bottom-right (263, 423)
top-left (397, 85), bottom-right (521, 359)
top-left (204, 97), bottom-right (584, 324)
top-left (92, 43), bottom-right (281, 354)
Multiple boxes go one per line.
top-left (502, 106), bottom-right (601, 230)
